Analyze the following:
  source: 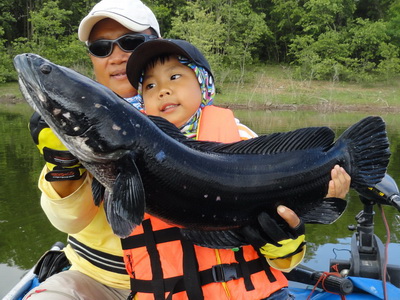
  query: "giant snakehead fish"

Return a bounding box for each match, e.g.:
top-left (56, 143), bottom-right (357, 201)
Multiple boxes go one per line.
top-left (13, 53), bottom-right (390, 248)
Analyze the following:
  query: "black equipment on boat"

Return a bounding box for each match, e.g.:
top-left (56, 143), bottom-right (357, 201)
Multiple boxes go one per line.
top-left (330, 173), bottom-right (400, 288)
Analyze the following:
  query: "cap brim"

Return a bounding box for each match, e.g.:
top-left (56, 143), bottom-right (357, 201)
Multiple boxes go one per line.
top-left (78, 12), bottom-right (153, 42)
top-left (127, 39), bottom-right (192, 89)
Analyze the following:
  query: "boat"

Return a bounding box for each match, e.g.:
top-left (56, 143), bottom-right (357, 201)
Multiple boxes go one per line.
top-left (3, 241), bottom-right (66, 300)
top-left (4, 175), bottom-right (400, 299)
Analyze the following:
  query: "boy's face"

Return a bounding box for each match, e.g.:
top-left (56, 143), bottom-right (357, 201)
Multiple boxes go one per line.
top-left (89, 18), bottom-right (153, 98)
top-left (142, 56), bottom-right (202, 128)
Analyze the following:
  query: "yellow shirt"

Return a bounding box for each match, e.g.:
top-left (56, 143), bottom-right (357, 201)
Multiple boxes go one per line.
top-left (38, 167), bottom-right (130, 289)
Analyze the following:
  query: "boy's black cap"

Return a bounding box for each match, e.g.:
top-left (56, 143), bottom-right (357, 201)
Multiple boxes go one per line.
top-left (127, 39), bottom-right (212, 89)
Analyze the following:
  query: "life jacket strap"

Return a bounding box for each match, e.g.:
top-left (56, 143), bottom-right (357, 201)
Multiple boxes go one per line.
top-left (129, 256), bottom-right (273, 295)
top-left (181, 238), bottom-right (204, 299)
top-left (123, 219), bottom-right (277, 298)
top-left (121, 226), bottom-right (182, 248)
top-left (235, 248), bottom-right (255, 291)
top-left (142, 219), bottom-right (166, 300)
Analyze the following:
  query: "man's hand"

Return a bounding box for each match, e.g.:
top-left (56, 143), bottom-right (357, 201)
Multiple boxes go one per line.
top-left (257, 206), bottom-right (305, 260)
top-left (240, 205), bottom-right (305, 260)
top-left (29, 112), bottom-right (86, 182)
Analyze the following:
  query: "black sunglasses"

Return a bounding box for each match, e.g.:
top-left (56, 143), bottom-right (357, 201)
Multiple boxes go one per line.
top-left (87, 34), bottom-right (158, 58)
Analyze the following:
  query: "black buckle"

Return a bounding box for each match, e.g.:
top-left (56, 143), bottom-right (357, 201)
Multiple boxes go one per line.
top-left (211, 264), bottom-right (239, 283)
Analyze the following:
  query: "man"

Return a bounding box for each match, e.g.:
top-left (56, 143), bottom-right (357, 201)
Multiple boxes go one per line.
top-left (24, 0), bottom-right (160, 299)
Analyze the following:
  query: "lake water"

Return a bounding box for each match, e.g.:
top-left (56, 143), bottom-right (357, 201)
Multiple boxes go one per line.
top-left (1, 104), bottom-right (400, 297)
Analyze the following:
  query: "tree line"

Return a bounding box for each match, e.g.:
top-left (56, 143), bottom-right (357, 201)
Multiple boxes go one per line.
top-left (1, 0), bottom-right (400, 84)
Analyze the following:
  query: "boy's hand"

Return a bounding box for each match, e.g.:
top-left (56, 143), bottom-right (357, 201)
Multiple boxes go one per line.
top-left (29, 112), bottom-right (86, 181)
top-left (326, 165), bottom-right (351, 199)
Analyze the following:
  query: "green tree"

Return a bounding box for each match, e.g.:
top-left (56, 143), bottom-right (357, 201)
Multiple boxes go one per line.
top-left (386, 0), bottom-right (400, 47)
top-left (0, 26), bottom-right (15, 83)
top-left (11, 0), bottom-right (89, 71)
top-left (300, 0), bottom-right (356, 34)
top-left (144, 0), bottom-right (187, 35)
top-left (355, 0), bottom-right (393, 20)
top-left (169, 0), bottom-right (269, 83)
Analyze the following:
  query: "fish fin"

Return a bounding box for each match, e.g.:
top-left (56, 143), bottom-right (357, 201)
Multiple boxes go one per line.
top-left (104, 155), bottom-right (145, 237)
top-left (149, 115), bottom-right (187, 136)
top-left (113, 155), bottom-right (145, 224)
top-left (209, 127), bottom-right (335, 154)
top-left (337, 116), bottom-right (390, 187)
top-left (91, 178), bottom-right (105, 206)
top-left (104, 191), bottom-right (135, 238)
top-left (180, 228), bottom-right (247, 249)
top-left (149, 115), bottom-right (336, 154)
top-left (297, 197), bottom-right (348, 224)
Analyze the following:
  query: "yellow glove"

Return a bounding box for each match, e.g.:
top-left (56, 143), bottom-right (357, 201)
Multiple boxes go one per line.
top-left (259, 234), bottom-right (305, 259)
top-left (29, 112), bottom-right (86, 181)
top-left (260, 235), bottom-right (306, 272)
top-left (240, 211), bottom-right (306, 259)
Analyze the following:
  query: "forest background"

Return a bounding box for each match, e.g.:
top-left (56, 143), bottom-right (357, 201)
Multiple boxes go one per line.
top-left (1, 0), bottom-right (400, 110)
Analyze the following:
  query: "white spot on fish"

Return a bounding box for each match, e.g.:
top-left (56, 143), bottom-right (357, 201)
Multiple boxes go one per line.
top-left (155, 151), bottom-right (166, 162)
top-left (38, 94), bottom-right (47, 103)
top-left (216, 196), bottom-right (221, 201)
top-left (213, 215), bottom-right (217, 219)
top-left (63, 112), bottom-right (71, 119)
top-left (53, 108), bottom-right (62, 115)
top-left (135, 124), bottom-right (140, 128)
top-left (204, 194), bottom-right (208, 198)
top-left (122, 131), bottom-right (127, 135)
top-left (202, 214), bottom-right (205, 218)
top-left (95, 103), bottom-right (102, 108)
top-left (73, 126), bottom-right (80, 132)
top-left (112, 124), bottom-right (121, 131)
top-left (183, 185), bottom-right (187, 189)
top-left (81, 96), bottom-right (86, 99)
top-left (233, 216), bottom-right (237, 222)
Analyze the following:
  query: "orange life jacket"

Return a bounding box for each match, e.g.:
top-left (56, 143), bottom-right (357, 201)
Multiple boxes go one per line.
top-left (121, 106), bottom-right (288, 300)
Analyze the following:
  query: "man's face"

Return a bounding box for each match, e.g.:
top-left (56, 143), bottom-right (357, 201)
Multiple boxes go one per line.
top-left (89, 18), bottom-right (153, 98)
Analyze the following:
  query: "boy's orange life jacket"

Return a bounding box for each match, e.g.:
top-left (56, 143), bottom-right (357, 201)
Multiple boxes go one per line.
top-left (121, 106), bottom-right (288, 300)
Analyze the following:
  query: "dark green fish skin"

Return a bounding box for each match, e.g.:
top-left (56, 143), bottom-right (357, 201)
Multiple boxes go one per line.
top-left (13, 54), bottom-right (390, 246)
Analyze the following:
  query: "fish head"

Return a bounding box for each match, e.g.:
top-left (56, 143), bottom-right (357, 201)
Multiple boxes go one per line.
top-left (13, 53), bottom-right (141, 162)
top-left (14, 53), bottom-right (96, 136)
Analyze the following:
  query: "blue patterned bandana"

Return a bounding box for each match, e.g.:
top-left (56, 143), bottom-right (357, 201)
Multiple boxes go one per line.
top-left (124, 95), bottom-right (145, 113)
top-left (132, 55), bottom-right (215, 137)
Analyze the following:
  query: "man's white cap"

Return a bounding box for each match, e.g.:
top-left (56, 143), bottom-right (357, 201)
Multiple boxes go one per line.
top-left (78, 0), bottom-right (160, 42)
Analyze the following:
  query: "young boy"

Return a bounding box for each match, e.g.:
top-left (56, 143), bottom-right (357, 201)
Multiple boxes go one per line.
top-left (122, 39), bottom-right (351, 299)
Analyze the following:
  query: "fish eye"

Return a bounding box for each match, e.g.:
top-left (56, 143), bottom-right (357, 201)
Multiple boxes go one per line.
top-left (40, 64), bottom-right (52, 74)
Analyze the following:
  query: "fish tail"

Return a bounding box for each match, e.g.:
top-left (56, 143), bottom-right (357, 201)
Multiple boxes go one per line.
top-left (338, 116), bottom-right (390, 187)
